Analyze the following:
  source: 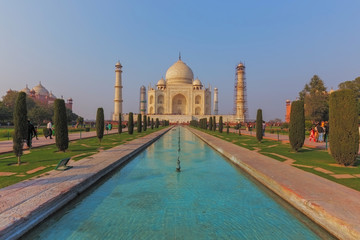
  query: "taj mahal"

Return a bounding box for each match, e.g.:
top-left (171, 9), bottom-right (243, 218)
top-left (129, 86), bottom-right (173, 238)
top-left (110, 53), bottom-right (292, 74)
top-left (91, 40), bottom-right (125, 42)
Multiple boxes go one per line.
top-left (112, 56), bottom-right (247, 123)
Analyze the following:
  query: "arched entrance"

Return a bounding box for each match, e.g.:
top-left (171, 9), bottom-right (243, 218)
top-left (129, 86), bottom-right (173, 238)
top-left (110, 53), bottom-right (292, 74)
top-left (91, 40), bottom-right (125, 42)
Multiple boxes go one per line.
top-left (172, 94), bottom-right (187, 115)
top-left (157, 106), bottom-right (164, 114)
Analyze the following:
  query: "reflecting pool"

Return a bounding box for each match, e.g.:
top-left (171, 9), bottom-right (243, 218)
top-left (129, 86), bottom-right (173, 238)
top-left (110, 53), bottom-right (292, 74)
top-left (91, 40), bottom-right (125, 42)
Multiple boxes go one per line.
top-left (24, 127), bottom-right (333, 239)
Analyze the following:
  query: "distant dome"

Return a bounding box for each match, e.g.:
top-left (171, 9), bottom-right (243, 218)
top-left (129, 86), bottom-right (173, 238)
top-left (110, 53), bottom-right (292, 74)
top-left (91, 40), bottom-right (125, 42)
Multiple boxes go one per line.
top-left (165, 59), bottom-right (193, 85)
top-left (157, 78), bottom-right (166, 86)
top-left (20, 85), bottom-right (30, 94)
top-left (193, 78), bottom-right (202, 86)
top-left (32, 82), bottom-right (49, 96)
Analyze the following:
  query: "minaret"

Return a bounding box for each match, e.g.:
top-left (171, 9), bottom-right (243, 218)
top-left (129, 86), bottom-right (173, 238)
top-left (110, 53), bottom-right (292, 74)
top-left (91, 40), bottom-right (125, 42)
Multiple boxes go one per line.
top-left (213, 87), bottom-right (218, 115)
top-left (235, 63), bottom-right (246, 122)
top-left (140, 85), bottom-right (146, 115)
top-left (112, 61), bottom-right (123, 121)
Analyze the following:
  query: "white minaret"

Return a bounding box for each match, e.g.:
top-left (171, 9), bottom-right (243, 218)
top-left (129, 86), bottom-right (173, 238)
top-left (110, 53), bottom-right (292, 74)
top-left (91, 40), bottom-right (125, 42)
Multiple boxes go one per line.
top-left (213, 87), bottom-right (218, 115)
top-left (112, 61), bottom-right (123, 121)
top-left (236, 63), bottom-right (246, 122)
top-left (139, 85), bottom-right (146, 115)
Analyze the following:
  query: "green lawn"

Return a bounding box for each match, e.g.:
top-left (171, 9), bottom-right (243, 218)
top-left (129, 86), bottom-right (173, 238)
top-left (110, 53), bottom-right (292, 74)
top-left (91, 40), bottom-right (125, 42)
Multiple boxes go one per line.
top-left (194, 127), bottom-right (360, 191)
top-left (0, 127), bottom-right (166, 189)
top-left (0, 127), bottom-right (97, 141)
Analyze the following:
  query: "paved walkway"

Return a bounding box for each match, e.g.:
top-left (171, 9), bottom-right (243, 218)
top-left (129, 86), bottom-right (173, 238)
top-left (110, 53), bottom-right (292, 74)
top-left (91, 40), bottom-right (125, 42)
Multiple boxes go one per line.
top-left (228, 128), bottom-right (328, 150)
top-left (188, 127), bottom-right (360, 240)
top-left (0, 127), bottom-right (172, 240)
top-left (0, 128), bottom-right (127, 154)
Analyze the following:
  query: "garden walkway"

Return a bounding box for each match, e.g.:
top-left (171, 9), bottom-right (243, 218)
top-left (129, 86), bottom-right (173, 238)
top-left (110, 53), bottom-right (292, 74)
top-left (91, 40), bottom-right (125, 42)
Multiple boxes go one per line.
top-left (0, 128), bottom-right (127, 154)
top-left (228, 128), bottom-right (328, 149)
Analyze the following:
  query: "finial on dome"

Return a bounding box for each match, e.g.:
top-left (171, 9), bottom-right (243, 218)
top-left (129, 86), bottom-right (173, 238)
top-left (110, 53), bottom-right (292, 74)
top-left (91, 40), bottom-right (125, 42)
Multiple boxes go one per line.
top-left (179, 52), bottom-right (181, 60)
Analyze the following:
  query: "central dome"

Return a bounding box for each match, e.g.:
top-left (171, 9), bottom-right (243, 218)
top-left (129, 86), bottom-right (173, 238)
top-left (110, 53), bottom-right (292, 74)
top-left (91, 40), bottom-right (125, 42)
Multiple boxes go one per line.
top-left (165, 59), bottom-right (194, 84)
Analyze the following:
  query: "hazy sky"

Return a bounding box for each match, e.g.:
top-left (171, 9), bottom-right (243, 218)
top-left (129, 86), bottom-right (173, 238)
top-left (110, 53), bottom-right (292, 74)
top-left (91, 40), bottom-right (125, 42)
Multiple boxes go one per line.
top-left (1, 1), bottom-right (359, 121)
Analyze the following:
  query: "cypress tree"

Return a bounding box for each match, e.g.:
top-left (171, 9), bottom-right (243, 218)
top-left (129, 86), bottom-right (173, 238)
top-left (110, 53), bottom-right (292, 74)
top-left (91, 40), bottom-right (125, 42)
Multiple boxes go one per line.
top-left (329, 90), bottom-right (359, 165)
top-left (128, 112), bottom-right (134, 134)
top-left (219, 116), bottom-right (223, 133)
top-left (96, 108), bottom-right (105, 143)
top-left (213, 116), bottom-right (216, 131)
top-left (204, 118), bottom-right (208, 130)
top-left (118, 114), bottom-right (122, 134)
top-left (155, 118), bottom-right (160, 128)
top-left (54, 99), bottom-right (69, 152)
top-left (143, 114), bottom-right (147, 131)
top-left (289, 101), bottom-right (305, 152)
top-left (137, 114), bottom-right (142, 133)
top-left (227, 123), bottom-right (230, 134)
top-left (151, 118), bottom-right (154, 129)
top-left (148, 116), bottom-right (150, 126)
top-left (13, 92), bottom-right (27, 165)
top-left (256, 109), bottom-right (263, 142)
top-left (209, 116), bottom-right (213, 130)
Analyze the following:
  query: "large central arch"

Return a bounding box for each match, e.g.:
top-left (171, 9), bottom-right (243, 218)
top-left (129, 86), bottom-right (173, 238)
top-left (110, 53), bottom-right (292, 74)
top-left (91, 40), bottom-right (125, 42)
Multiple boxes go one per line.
top-left (172, 93), bottom-right (187, 115)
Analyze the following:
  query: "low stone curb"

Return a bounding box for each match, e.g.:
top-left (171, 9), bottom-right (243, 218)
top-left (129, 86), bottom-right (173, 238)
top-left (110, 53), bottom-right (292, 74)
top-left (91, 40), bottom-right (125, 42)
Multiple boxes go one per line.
top-left (0, 127), bottom-right (173, 240)
top-left (188, 127), bottom-right (360, 240)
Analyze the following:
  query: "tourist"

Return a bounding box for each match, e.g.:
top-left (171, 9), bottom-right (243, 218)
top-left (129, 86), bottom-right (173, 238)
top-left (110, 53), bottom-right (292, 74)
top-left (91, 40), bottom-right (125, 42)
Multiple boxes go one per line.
top-left (317, 122), bottom-right (324, 142)
top-left (262, 121), bottom-right (266, 136)
top-left (26, 120), bottom-right (37, 147)
top-left (46, 121), bottom-right (53, 139)
top-left (309, 127), bottom-right (315, 142)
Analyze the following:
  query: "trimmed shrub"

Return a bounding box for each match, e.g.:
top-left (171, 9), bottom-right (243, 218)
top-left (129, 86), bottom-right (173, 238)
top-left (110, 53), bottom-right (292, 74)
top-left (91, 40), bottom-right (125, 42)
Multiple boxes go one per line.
top-left (13, 92), bottom-right (27, 165)
top-left (289, 101), bottom-right (305, 152)
top-left (96, 108), bottom-right (105, 143)
top-left (256, 109), bottom-right (263, 142)
top-left (143, 114), bottom-right (147, 131)
top-left (148, 116), bottom-right (150, 126)
top-left (219, 116), bottom-right (223, 133)
top-left (155, 118), bottom-right (159, 128)
top-left (118, 114), bottom-right (122, 134)
top-left (54, 99), bottom-right (69, 152)
top-left (137, 114), bottom-right (142, 133)
top-left (151, 118), bottom-right (154, 129)
top-left (128, 112), bottom-right (134, 134)
top-left (329, 89), bottom-right (359, 165)
top-left (209, 116), bottom-right (213, 130)
top-left (227, 124), bottom-right (229, 134)
top-left (213, 116), bottom-right (216, 131)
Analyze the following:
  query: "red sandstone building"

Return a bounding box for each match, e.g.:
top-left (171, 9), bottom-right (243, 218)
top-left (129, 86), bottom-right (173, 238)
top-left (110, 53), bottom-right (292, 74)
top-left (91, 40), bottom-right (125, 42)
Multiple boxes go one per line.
top-left (16, 82), bottom-right (73, 110)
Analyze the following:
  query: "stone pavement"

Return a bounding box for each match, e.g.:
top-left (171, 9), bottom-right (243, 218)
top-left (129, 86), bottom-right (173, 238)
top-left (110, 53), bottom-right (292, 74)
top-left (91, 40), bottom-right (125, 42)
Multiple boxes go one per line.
top-left (0, 127), bottom-right (172, 240)
top-left (188, 127), bottom-right (360, 240)
top-left (0, 128), bottom-right (127, 154)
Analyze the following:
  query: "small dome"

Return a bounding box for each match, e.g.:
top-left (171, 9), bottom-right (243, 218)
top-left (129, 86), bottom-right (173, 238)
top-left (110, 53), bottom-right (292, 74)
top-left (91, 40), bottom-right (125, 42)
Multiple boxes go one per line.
top-left (32, 82), bottom-right (49, 96)
top-left (157, 78), bottom-right (166, 86)
top-left (20, 85), bottom-right (30, 94)
top-left (49, 91), bottom-right (56, 98)
top-left (165, 59), bottom-right (194, 85)
top-left (115, 61), bottom-right (122, 68)
top-left (193, 78), bottom-right (202, 86)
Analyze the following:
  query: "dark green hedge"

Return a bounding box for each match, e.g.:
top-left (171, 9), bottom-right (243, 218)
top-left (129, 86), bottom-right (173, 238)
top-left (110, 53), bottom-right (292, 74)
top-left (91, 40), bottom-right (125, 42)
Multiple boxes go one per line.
top-left (329, 89), bottom-right (359, 166)
top-left (289, 100), bottom-right (305, 152)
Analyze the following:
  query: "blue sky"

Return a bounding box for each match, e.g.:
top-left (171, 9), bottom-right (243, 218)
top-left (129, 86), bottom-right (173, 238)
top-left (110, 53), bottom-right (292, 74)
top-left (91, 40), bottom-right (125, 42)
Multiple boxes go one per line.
top-left (1, 1), bottom-right (359, 120)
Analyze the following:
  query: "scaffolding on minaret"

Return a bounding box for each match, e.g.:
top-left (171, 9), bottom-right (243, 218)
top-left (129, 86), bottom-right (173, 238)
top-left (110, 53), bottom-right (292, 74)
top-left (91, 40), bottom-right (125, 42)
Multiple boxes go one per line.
top-left (233, 62), bottom-right (248, 122)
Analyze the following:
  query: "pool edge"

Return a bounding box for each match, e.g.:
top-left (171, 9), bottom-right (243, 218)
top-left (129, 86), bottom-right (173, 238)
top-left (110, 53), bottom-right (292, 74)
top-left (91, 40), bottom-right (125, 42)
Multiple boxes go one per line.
top-left (0, 126), bottom-right (174, 240)
top-left (188, 127), bottom-right (360, 240)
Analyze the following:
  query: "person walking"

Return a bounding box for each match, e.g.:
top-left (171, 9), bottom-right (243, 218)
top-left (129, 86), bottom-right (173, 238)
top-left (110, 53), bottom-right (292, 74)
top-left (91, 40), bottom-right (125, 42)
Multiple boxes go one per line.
top-left (317, 122), bottom-right (324, 142)
top-left (46, 120), bottom-right (53, 139)
top-left (26, 120), bottom-right (37, 148)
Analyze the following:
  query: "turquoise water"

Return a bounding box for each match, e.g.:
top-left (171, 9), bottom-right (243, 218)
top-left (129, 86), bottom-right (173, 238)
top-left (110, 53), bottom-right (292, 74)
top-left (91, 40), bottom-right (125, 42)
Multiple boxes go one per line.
top-left (24, 127), bottom-right (332, 239)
